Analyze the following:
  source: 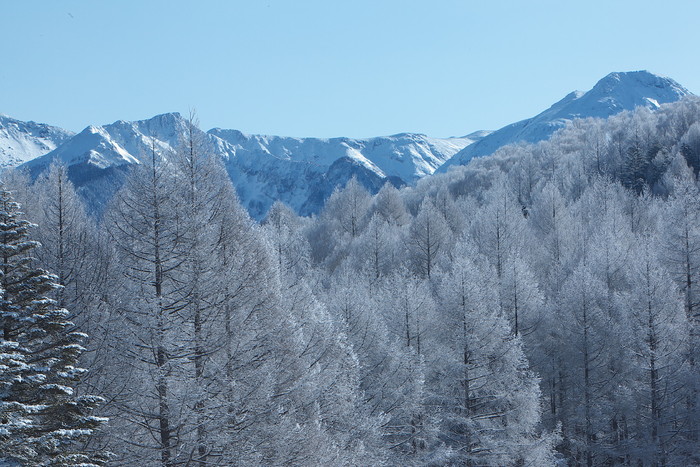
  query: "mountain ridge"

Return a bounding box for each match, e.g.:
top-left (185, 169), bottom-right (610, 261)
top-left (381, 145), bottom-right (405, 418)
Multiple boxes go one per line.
top-left (437, 70), bottom-right (691, 172)
top-left (0, 114), bottom-right (74, 168)
top-left (6, 70), bottom-right (693, 218)
top-left (22, 112), bottom-right (479, 218)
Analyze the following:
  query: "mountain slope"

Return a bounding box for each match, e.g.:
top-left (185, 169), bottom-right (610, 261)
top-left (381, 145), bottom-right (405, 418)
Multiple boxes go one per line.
top-left (24, 113), bottom-right (480, 218)
top-left (209, 129), bottom-right (478, 217)
top-left (438, 71), bottom-right (691, 172)
top-left (0, 115), bottom-right (74, 168)
top-left (17, 70), bottom-right (693, 218)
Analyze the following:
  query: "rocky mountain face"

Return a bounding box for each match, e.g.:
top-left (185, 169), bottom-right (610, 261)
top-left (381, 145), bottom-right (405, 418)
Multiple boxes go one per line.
top-left (209, 128), bottom-right (477, 217)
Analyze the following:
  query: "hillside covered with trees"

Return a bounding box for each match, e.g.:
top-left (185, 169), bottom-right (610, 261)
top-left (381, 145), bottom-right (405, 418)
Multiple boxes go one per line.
top-left (3, 97), bottom-right (700, 465)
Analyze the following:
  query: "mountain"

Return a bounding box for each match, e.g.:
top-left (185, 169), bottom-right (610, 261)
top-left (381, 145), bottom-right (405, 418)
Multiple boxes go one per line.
top-left (209, 129), bottom-right (479, 217)
top-left (24, 113), bottom-right (480, 218)
top-left (15, 70), bottom-right (693, 218)
top-left (438, 70), bottom-right (692, 172)
top-left (0, 115), bottom-right (74, 168)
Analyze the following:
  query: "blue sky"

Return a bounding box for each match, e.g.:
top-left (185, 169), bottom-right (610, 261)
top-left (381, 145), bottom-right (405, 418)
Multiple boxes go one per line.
top-left (2, 0), bottom-right (699, 138)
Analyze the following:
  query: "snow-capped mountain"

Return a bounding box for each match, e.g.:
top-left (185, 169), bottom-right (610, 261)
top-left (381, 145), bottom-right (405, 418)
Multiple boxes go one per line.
top-left (26, 112), bottom-right (194, 170)
top-left (24, 113), bottom-right (479, 218)
top-left (438, 70), bottom-right (691, 172)
top-left (209, 129), bottom-right (478, 217)
top-left (0, 115), bottom-right (74, 168)
top-left (22, 113), bottom-right (200, 209)
top-left (15, 70), bottom-right (693, 219)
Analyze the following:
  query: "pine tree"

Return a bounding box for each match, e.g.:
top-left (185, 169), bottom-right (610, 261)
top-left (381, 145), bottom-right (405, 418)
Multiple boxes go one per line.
top-left (0, 187), bottom-right (107, 466)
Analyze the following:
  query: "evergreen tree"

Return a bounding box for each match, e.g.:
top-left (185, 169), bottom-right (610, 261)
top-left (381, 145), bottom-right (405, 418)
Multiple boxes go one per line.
top-left (0, 187), bottom-right (107, 466)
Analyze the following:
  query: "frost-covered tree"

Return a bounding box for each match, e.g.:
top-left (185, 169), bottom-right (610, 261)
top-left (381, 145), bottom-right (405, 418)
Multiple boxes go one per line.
top-left (621, 236), bottom-right (693, 465)
top-left (557, 262), bottom-right (617, 466)
top-left (0, 187), bottom-right (107, 466)
top-left (432, 242), bottom-right (557, 466)
top-left (375, 269), bottom-right (440, 459)
top-left (105, 139), bottom-right (186, 466)
top-left (308, 176), bottom-right (372, 269)
top-left (31, 163), bottom-right (96, 309)
top-left (324, 175), bottom-right (372, 238)
top-left (173, 112), bottom-right (236, 464)
top-left (272, 270), bottom-right (387, 465)
top-left (264, 200), bottom-right (310, 277)
top-left (350, 213), bottom-right (401, 292)
top-left (372, 182), bottom-right (410, 226)
top-left (526, 181), bottom-right (575, 291)
top-left (661, 178), bottom-right (700, 320)
top-left (470, 177), bottom-right (525, 281)
top-left (680, 122), bottom-right (700, 178)
top-left (406, 198), bottom-right (451, 279)
top-left (322, 269), bottom-right (424, 462)
top-left (660, 178), bottom-right (700, 448)
top-left (499, 253), bottom-right (543, 337)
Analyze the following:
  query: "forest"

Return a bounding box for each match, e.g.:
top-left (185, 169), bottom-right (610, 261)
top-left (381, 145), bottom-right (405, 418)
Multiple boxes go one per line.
top-left (2, 97), bottom-right (700, 466)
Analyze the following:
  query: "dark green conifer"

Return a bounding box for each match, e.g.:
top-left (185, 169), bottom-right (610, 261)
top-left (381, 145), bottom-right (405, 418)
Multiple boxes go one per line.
top-left (0, 187), bottom-right (107, 466)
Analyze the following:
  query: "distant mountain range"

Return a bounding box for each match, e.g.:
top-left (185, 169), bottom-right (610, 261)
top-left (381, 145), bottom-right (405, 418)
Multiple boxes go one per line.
top-left (19, 114), bottom-right (478, 218)
top-left (1, 70), bottom-right (692, 218)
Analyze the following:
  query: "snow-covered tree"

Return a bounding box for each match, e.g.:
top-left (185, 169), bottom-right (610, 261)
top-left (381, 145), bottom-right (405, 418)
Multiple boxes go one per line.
top-left (105, 138), bottom-right (186, 466)
top-left (432, 242), bottom-right (556, 465)
top-left (322, 269), bottom-right (424, 462)
top-left (406, 198), bottom-right (451, 279)
top-left (621, 236), bottom-right (693, 465)
top-left (0, 187), bottom-right (107, 466)
top-left (372, 182), bottom-right (410, 226)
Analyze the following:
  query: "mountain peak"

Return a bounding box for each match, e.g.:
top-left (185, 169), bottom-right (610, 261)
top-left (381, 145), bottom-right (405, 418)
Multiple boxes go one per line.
top-left (438, 71), bottom-right (693, 172)
top-left (589, 70), bottom-right (689, 100)
top-left (145, 112), bottom-right (184, 124)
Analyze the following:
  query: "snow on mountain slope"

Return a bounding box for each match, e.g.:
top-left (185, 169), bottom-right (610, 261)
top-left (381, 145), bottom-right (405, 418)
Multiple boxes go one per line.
top-left (24, 113), bottom-right (188, 172)
top-left (208, 130), bottom-right (475, 181)
top-left (28, 125), bottom-right (140, 170)
top-left (209, 129), bottom-right (477, 217)
top-left (21, 70), bottom-right (690, 219)
top-left (438, 71), bottom-right (692, 172)
top-left (25, 113), bottom-right (480, 219)
top-left (0, 115), bottom-right (74, 168)
top-left (23, 113), bottom-right (195, 212)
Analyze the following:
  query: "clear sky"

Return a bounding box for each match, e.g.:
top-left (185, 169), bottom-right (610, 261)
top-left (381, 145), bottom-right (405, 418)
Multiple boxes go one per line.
top-left (1, 0), bottom-right (699, 138)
